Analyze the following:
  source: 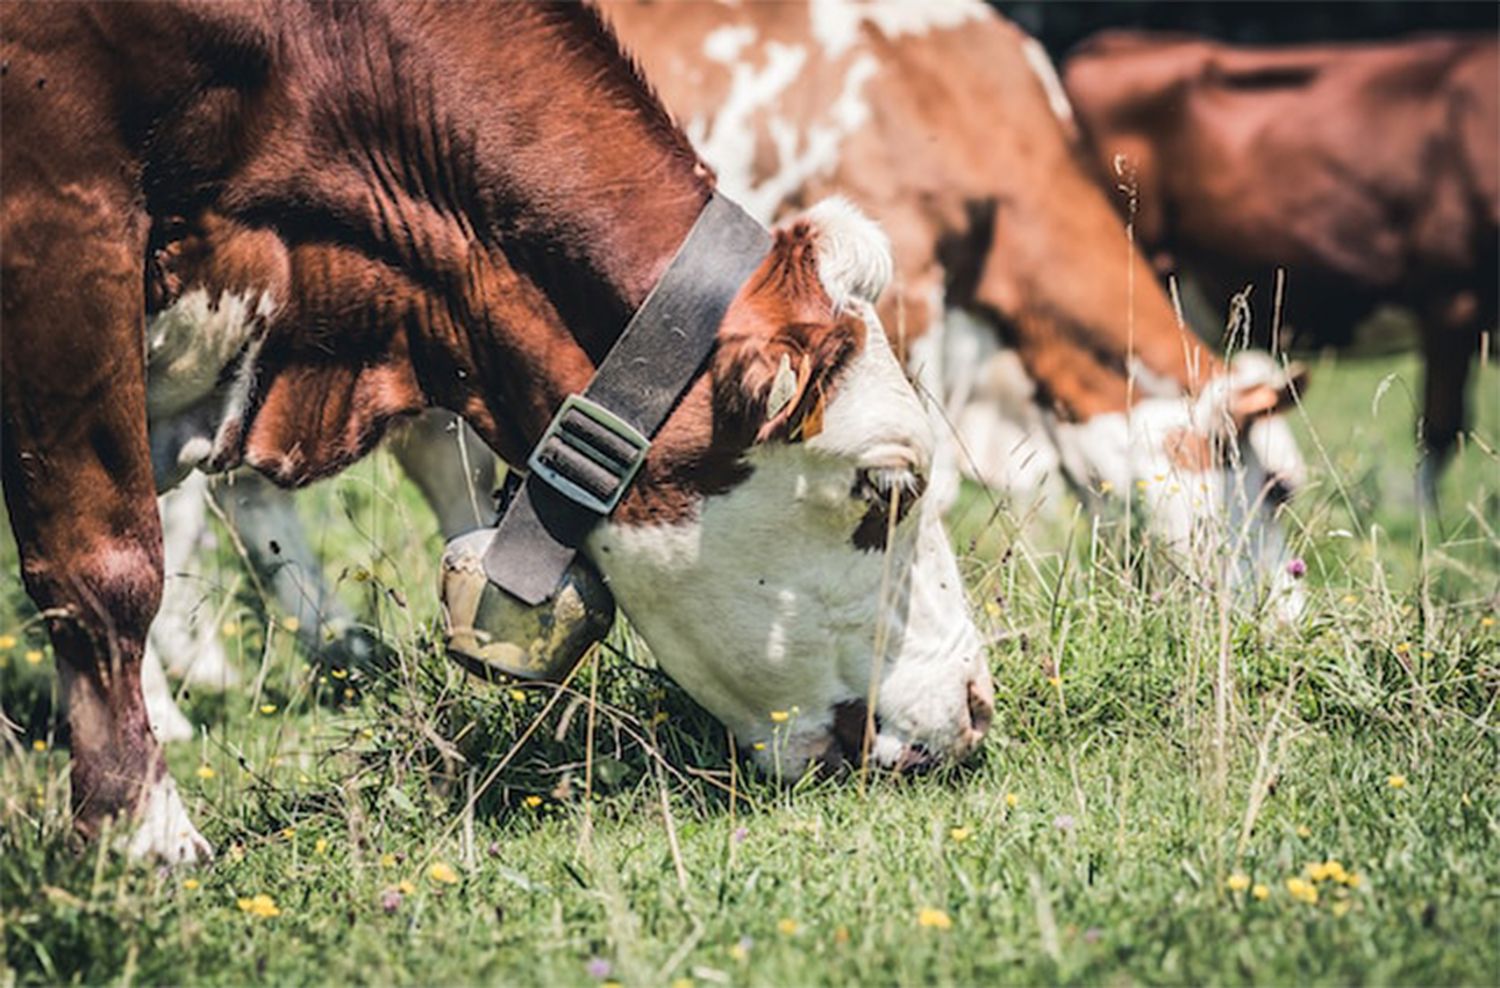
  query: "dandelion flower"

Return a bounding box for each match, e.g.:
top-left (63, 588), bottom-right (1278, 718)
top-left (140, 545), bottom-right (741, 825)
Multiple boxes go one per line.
top-left (1341, 594), bottom-right (1358, 606)
top-left (0, 634), bottom-right (16, 649)
top-left (949, 827), bottom-right (971, 843)
top-left (314, 838), bottom-right (328, 855)
top-left (752, 742), bottom-right (766, 752)
top-left (1296, 824), bottom-right (1312, 838)
top-left (1285, 877), bottom-right (1318, 905)
top-left (24, 649), bottom-right (43, 665)
top-left (670, 979), bottom-right (692, 988)
top-left (729, 936), bottom-right (753, 962)
top-left (1005, 792), bottom-right (1019, 809)
top-left (1047, 675), bottom-right (1062, 688)
top-left (777, 917), bottom-right (798, 936)
top-left (1387, 773), bottom-right (1408, 789)
top-left (397, 880), bottom-right (416, 895)
top-left (523, 795), bottom-right (543, 809)
top-left (31, 739), bottom-right (46, 752)
top-left (1252, 884), bottom-right (1270, 901)
top-left (281, 826), bottom-right (297, 840)
top-left (428, 861), bottom-right (459, 885)
top-left (380, 852), bottom-right (397, 868)
top-left (330, 668), bottom-right (348, 680)
top-left (917, 907), bottom-right (953, 930)
top-left (281, 616), bottom-right (300, 633)
top-left (1331, 899), bottom-right (1352, 918)
top-left (196, 765), bottom-right (215, 780)
top-left (236, 893), bottom-right (281, 918)
top-left (221, 620), bottom-right (239, 637)
top-left (508, 688), bottom-right (526, 703)
top-left (183, 878), bottom-right (200, 891)
top-left (1394, 642), bottom-right (1411, 655)
top-left (769, 710), bottom-right (790, 723)
top-left (984, 600), bottom-right (1001, 619)
top-left (260, 704), bottom-right (278, 715)
top-left (1482, 616), bottom-right (1495, 628)
top-left (1226, 873), bottom-right (1251, 892)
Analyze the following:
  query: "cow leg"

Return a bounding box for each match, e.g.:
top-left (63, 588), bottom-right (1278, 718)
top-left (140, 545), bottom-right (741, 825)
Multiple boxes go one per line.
top-left (151, 472), bottom-right (238, 691)
top-left (388, 410), bottom-right (498, 538)
top-left (0, 189), bottom-right (209, 860)
top-left (215, 471), bottom-right (380, 668)
top-left (1418, 296), bottom-right (1482, 502)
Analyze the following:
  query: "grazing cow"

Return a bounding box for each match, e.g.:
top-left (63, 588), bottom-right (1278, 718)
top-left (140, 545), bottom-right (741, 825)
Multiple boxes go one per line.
top-left (136, 0), bottom-right (1317, 740)
top-left (1063, 31), bottom-right (1499, 490)
top-left (1, 2), bottom-right (992, 862)
top-left (604, 0), bottom-right (1311, 600)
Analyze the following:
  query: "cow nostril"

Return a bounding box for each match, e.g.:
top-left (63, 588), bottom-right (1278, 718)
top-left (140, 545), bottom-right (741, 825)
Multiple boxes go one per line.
top-left (897, 743), bottom-right (937, 775)
top-left (967, 676), bottom-right (995, 740)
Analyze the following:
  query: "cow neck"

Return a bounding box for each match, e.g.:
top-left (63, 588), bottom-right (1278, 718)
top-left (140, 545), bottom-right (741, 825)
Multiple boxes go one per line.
top-left (414, 5), bottom-right (714, 463)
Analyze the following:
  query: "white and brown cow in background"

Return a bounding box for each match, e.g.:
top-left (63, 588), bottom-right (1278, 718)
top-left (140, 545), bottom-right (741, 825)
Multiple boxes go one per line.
top-left (2, 1), bottom-right (991, 861)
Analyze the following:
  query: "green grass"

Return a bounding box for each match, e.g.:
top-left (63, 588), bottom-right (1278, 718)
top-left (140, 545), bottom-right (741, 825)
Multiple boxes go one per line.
top-left (2, 352), bottom-right (1497, 986)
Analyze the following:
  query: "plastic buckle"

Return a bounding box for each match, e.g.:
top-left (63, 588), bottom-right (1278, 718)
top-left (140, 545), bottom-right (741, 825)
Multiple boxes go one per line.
top-left (527, 394), bottom-right (650, 516)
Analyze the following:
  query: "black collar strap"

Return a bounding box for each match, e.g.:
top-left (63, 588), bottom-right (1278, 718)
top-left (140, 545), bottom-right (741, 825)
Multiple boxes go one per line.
top-left (482, 191), bottom-right (771, 605)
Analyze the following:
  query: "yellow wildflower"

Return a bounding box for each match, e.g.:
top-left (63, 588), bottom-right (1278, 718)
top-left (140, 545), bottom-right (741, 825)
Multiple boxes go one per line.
top-left (1331, 900), bottom-right (1352, 918)
top-left (183, 878), bottom-right (200, 891)
top-left (1344, 872), bottom-right (1363, 889)
top-left (769, 710), bottom-right (790, 723)
top-left (343, 687), bottom-right (356, 701)
top-left (752, 742), bottom-right (766, 751)
top-left (0, 634), bottom-right (16, 649)
top-left (221, 620), bottom-right (239, 637)
top-left (670, 979), bottom-right (692, 988)
top-left (917, 907), bottom-right (953, 930)
top-left (1388, 774), bottom-right (1408, 789)
top-left (1394, 642), bottom-right (1411, 654)
top-left (728, 941), bottom-right (749, 963)
top-left (314, 838), bottom-right (328, 855)
top-left (1482, 616), bottom-right (1495, 628)
top-left (24, 649), bottom-right (44, 665)
top-left (984, 600), bottom-right (1001, 619)
top-left (237, 893), bottom-right (281, 918)
top-left (1226, 873), bottom-right (1251, 892)
top-left (1296, 825), bottom-right (1312, 838)
top-left (1136, 479), bottom-right (1149, 490)
top-left (32, 739), bottom-right (47, 752)
top-left (777, 918), bottom-right (798, 936)
top-left (1252, 884), bottom-right (1270, 901)
top-left (260, 703), bottom-right (278, 715)
top-left (330, 668), bottom-right (348, 680)
top-left (1341, 594), bottom-right (1358, 606)
top-left (1047, 675), bottom-right (1062, 688)
top-left (281, 616), bottom-right (300, 633)
top-left (1005, 792), bottom-right (1019, 809)
top-left (523, 795), bottom-right (543, 809)
top-left (508, 688), bottom-right (526, 702)
top-left (196, 765), bottom-right (215, 780)
top-left (380, 852), bottom-right (397, 868)
top-left (949, 827), bottom-right (971, 843)
top-left (428, 861), bottom-right (459, 885)
top-left (397, 880), bottom-right (416, 895)
top-left (281, 826), bottom-right (297, 840)
top-left (1285, 877), bottom-right (1318, 905)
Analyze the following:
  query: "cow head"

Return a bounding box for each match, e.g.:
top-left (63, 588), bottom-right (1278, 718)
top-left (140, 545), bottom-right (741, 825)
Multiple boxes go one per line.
top-left (1051, 353), bottom-right (1309, 619)
top-left (589, 198), bottom-right (993, 774)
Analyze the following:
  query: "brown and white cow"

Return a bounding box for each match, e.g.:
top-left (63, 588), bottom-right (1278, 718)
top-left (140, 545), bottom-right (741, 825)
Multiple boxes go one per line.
top-left (603, 0), bottom-right (1311, 610)
top-left (1, 2), bottom-right (991, 862)
top-left (1063, 31), bottom-right (1498, 491)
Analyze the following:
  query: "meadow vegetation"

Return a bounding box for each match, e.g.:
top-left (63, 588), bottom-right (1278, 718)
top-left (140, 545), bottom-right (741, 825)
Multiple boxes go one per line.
top-left (2, 351), bottom-right (1497, 985)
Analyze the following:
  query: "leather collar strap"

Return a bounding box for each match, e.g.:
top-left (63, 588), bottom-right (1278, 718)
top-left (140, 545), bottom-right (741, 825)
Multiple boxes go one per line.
top-left (483, 191), bottom-right (771, 605)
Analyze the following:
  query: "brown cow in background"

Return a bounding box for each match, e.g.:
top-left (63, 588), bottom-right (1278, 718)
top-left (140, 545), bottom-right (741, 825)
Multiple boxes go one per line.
top-left (1063, 32), bottom-right (1498, 491)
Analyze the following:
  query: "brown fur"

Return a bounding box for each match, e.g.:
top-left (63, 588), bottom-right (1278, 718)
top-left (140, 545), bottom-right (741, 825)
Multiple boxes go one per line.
top-left (1064, 31), bottom-right (1499, 466)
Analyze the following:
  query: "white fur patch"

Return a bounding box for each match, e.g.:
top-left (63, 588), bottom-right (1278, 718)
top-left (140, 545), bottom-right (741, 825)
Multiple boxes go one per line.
top-left (125, 774), bottom-right (212, 864)
top-left (1020, 35), bottom-right (1078, 134)
top-left (802, 196), bottom-right (892, 310)
top-left (146, 287), bottom-right (276, 419)
top-left (809, 0), bottom-right (988, 59)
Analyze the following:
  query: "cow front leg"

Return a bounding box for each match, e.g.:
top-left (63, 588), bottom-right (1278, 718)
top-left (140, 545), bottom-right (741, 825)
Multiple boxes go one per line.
top-left (1418, 297), bottom-right (1482, 503)
top-left (1, 179), bottom-right (209, 861)
top-left (388, 410), bottom-right (498, 538)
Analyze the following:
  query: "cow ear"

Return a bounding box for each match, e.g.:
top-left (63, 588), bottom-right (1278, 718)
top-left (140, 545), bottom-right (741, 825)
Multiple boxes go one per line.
top-left (1229, 361), bottom-right (1308, 432)
top-left (717, 315), bottom-right (859, 445)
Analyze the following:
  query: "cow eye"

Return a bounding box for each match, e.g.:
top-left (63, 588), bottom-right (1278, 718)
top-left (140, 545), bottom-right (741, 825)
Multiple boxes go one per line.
top-left (851, 466), bottom-right (926, 507)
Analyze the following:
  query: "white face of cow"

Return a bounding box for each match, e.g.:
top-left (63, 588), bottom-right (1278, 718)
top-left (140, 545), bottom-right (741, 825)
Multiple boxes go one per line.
top-left (1052, 354), bottom-right (1309, 620)
top-left (588, 201), bottom-right (993, 774)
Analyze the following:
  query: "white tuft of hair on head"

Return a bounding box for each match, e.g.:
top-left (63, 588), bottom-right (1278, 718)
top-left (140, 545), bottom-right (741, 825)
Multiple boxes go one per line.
top-left (800, 196), bottom-right (893, 311)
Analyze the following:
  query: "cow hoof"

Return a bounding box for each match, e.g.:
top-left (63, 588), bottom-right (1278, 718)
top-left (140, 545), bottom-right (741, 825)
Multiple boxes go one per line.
top-left (125, 776), bottom-right (213, 864)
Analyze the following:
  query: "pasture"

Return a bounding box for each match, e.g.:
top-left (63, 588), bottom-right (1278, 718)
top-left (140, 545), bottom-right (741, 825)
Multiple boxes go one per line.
top-left (2, 349), bottom-right (1497, 985)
